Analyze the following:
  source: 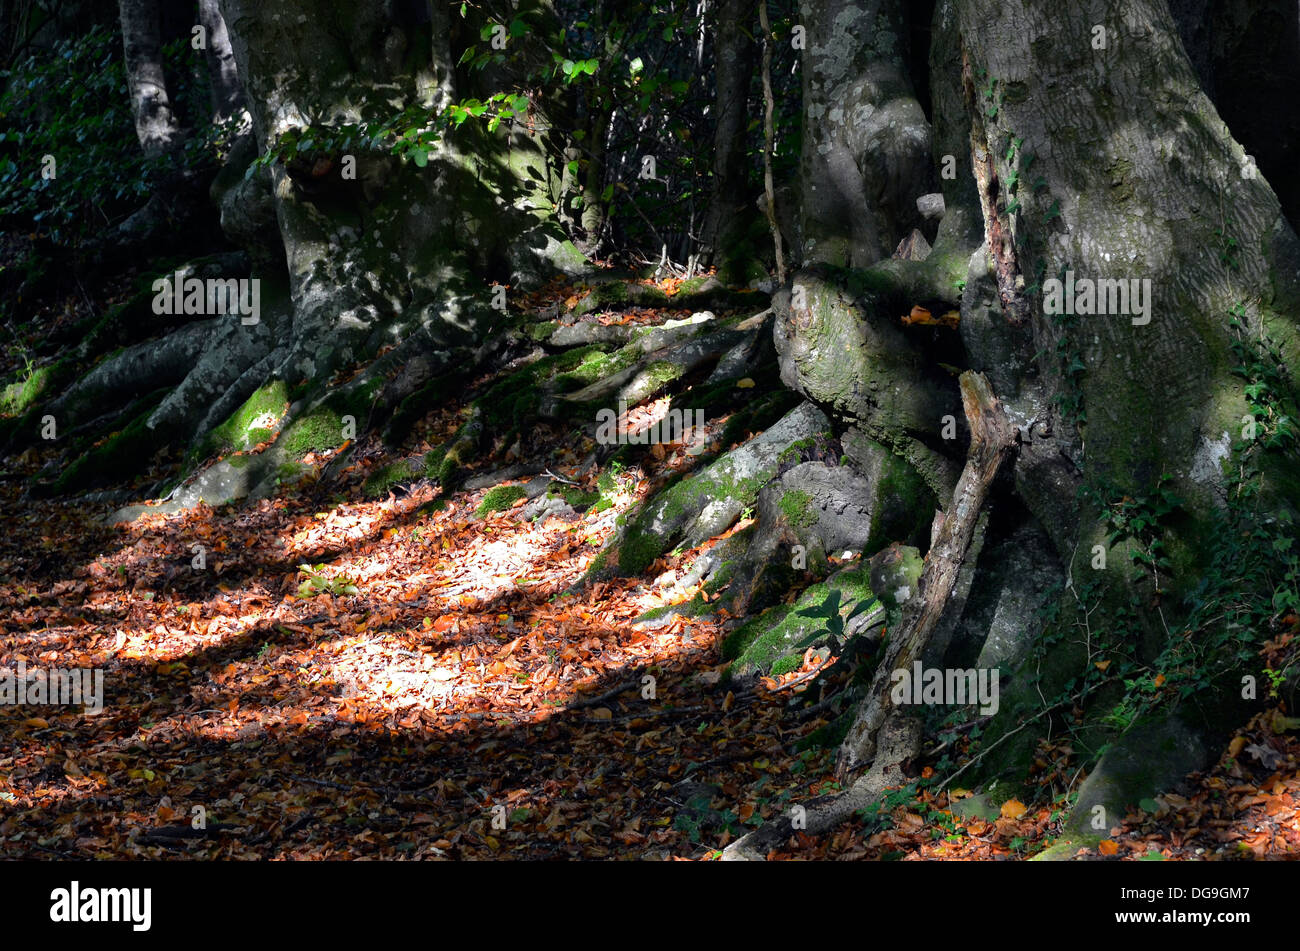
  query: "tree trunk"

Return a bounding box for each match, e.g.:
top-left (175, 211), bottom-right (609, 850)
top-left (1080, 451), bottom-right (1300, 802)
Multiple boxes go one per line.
top-left (118, 0), bottom-right (182, 157)
top-left (732, 0), bottom-right (1300, 856)
top-left (198, 0), bottom-right (244, 121)
top-left (935, 0), bottom-right (1300, 837)
top-left (796, 0), bottom-right (931, 267)
top-left (703, 0), bottom-right (757, 282)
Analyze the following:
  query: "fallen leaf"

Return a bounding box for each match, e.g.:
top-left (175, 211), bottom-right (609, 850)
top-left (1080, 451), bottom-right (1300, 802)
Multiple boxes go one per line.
top-left (999, 799), bottom-right (1027, 819)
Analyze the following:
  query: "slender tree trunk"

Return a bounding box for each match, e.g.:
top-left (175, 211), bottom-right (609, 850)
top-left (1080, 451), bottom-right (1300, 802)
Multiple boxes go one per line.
top-left (118, 0), bottom-right (182, 157)
top-left (197, 0), bottom-right (244, 120)
top-left (23, 0), bottom-right (586, 497)
top-left (704, 0), bottom-right (756, 282)
top-left (757, 0), bottom-right (784, 285)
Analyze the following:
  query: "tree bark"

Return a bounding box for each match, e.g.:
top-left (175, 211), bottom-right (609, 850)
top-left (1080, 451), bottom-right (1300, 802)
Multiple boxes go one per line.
top-left (796, 0), bottom-right (931, 267)
top-left (757, 0), bottom-right (784, 285)
top-left (118, 0), bottom-right (182, 157)
top-left (198, 0), bottom-right (244, 121)
top-left (703, 0), bottom-right (757, 282)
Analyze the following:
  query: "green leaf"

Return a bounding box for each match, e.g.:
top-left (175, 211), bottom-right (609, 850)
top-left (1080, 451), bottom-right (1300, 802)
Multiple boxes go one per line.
top-left (412, 149), bottom-right (428, 167)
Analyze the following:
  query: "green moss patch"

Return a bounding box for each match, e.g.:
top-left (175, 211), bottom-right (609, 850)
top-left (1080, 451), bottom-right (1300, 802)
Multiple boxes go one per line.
top-left (723, 566), bottom-right (877, 676)
top-left (550, 483), bottom-right (600, 511)
top-left (779, 489), bottom-right (818, 528)
top-left (202, 381), bottom-right (290, 457)
top-left (364, 459), bottom-right (417, 498)
top-left (476, 484), bottom-right (528, 515)
top-left (0, 365), bottom-right (51, 417)
top-left (282, 407), bottom-right (348, 458)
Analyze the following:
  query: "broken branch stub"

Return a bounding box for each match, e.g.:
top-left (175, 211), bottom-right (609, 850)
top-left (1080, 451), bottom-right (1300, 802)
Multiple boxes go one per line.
top-left (835, 371), bottom-right (1017, 782)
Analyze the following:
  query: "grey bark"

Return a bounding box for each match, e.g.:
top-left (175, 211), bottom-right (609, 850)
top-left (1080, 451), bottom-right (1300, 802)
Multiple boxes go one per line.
top-left (704, 0), bottom-right (757, 281)
top-left (118, 0), bottom-right (182, 157)
top-left (1170, 0), bottom-right (1300, 230)
top-left (835, 371), bottom-right (1016, 779)
top-left (954, 0), bottom-right (1300, 539)
top-left (796, 0), bottom-right (931, 266)
top-left (198, 0), bottom-right (244, 120)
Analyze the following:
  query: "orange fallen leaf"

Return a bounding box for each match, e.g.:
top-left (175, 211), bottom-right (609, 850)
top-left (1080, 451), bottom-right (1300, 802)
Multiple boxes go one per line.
top-left (999, 799), bottom-right (1028, 819)
top-left (1098, 839), bottom-right (1119, 855)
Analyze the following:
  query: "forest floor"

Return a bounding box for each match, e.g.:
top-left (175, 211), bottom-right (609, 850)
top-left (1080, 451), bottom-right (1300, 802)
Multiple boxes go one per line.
top-left (2, 278), bottom-right (1298, 860)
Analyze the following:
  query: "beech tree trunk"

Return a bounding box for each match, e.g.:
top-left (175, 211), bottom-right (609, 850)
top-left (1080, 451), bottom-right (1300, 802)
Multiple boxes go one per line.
top-left (703, 0), bottom-right (757, 282)
top-left (796, 0), bottom-right (931, 267)
top-left (732, 0), bottom-right (1300, 856)
top-left (118, 0), bottom-right (182, 157)
top-left (198, 0), bottom-right (243, 121)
